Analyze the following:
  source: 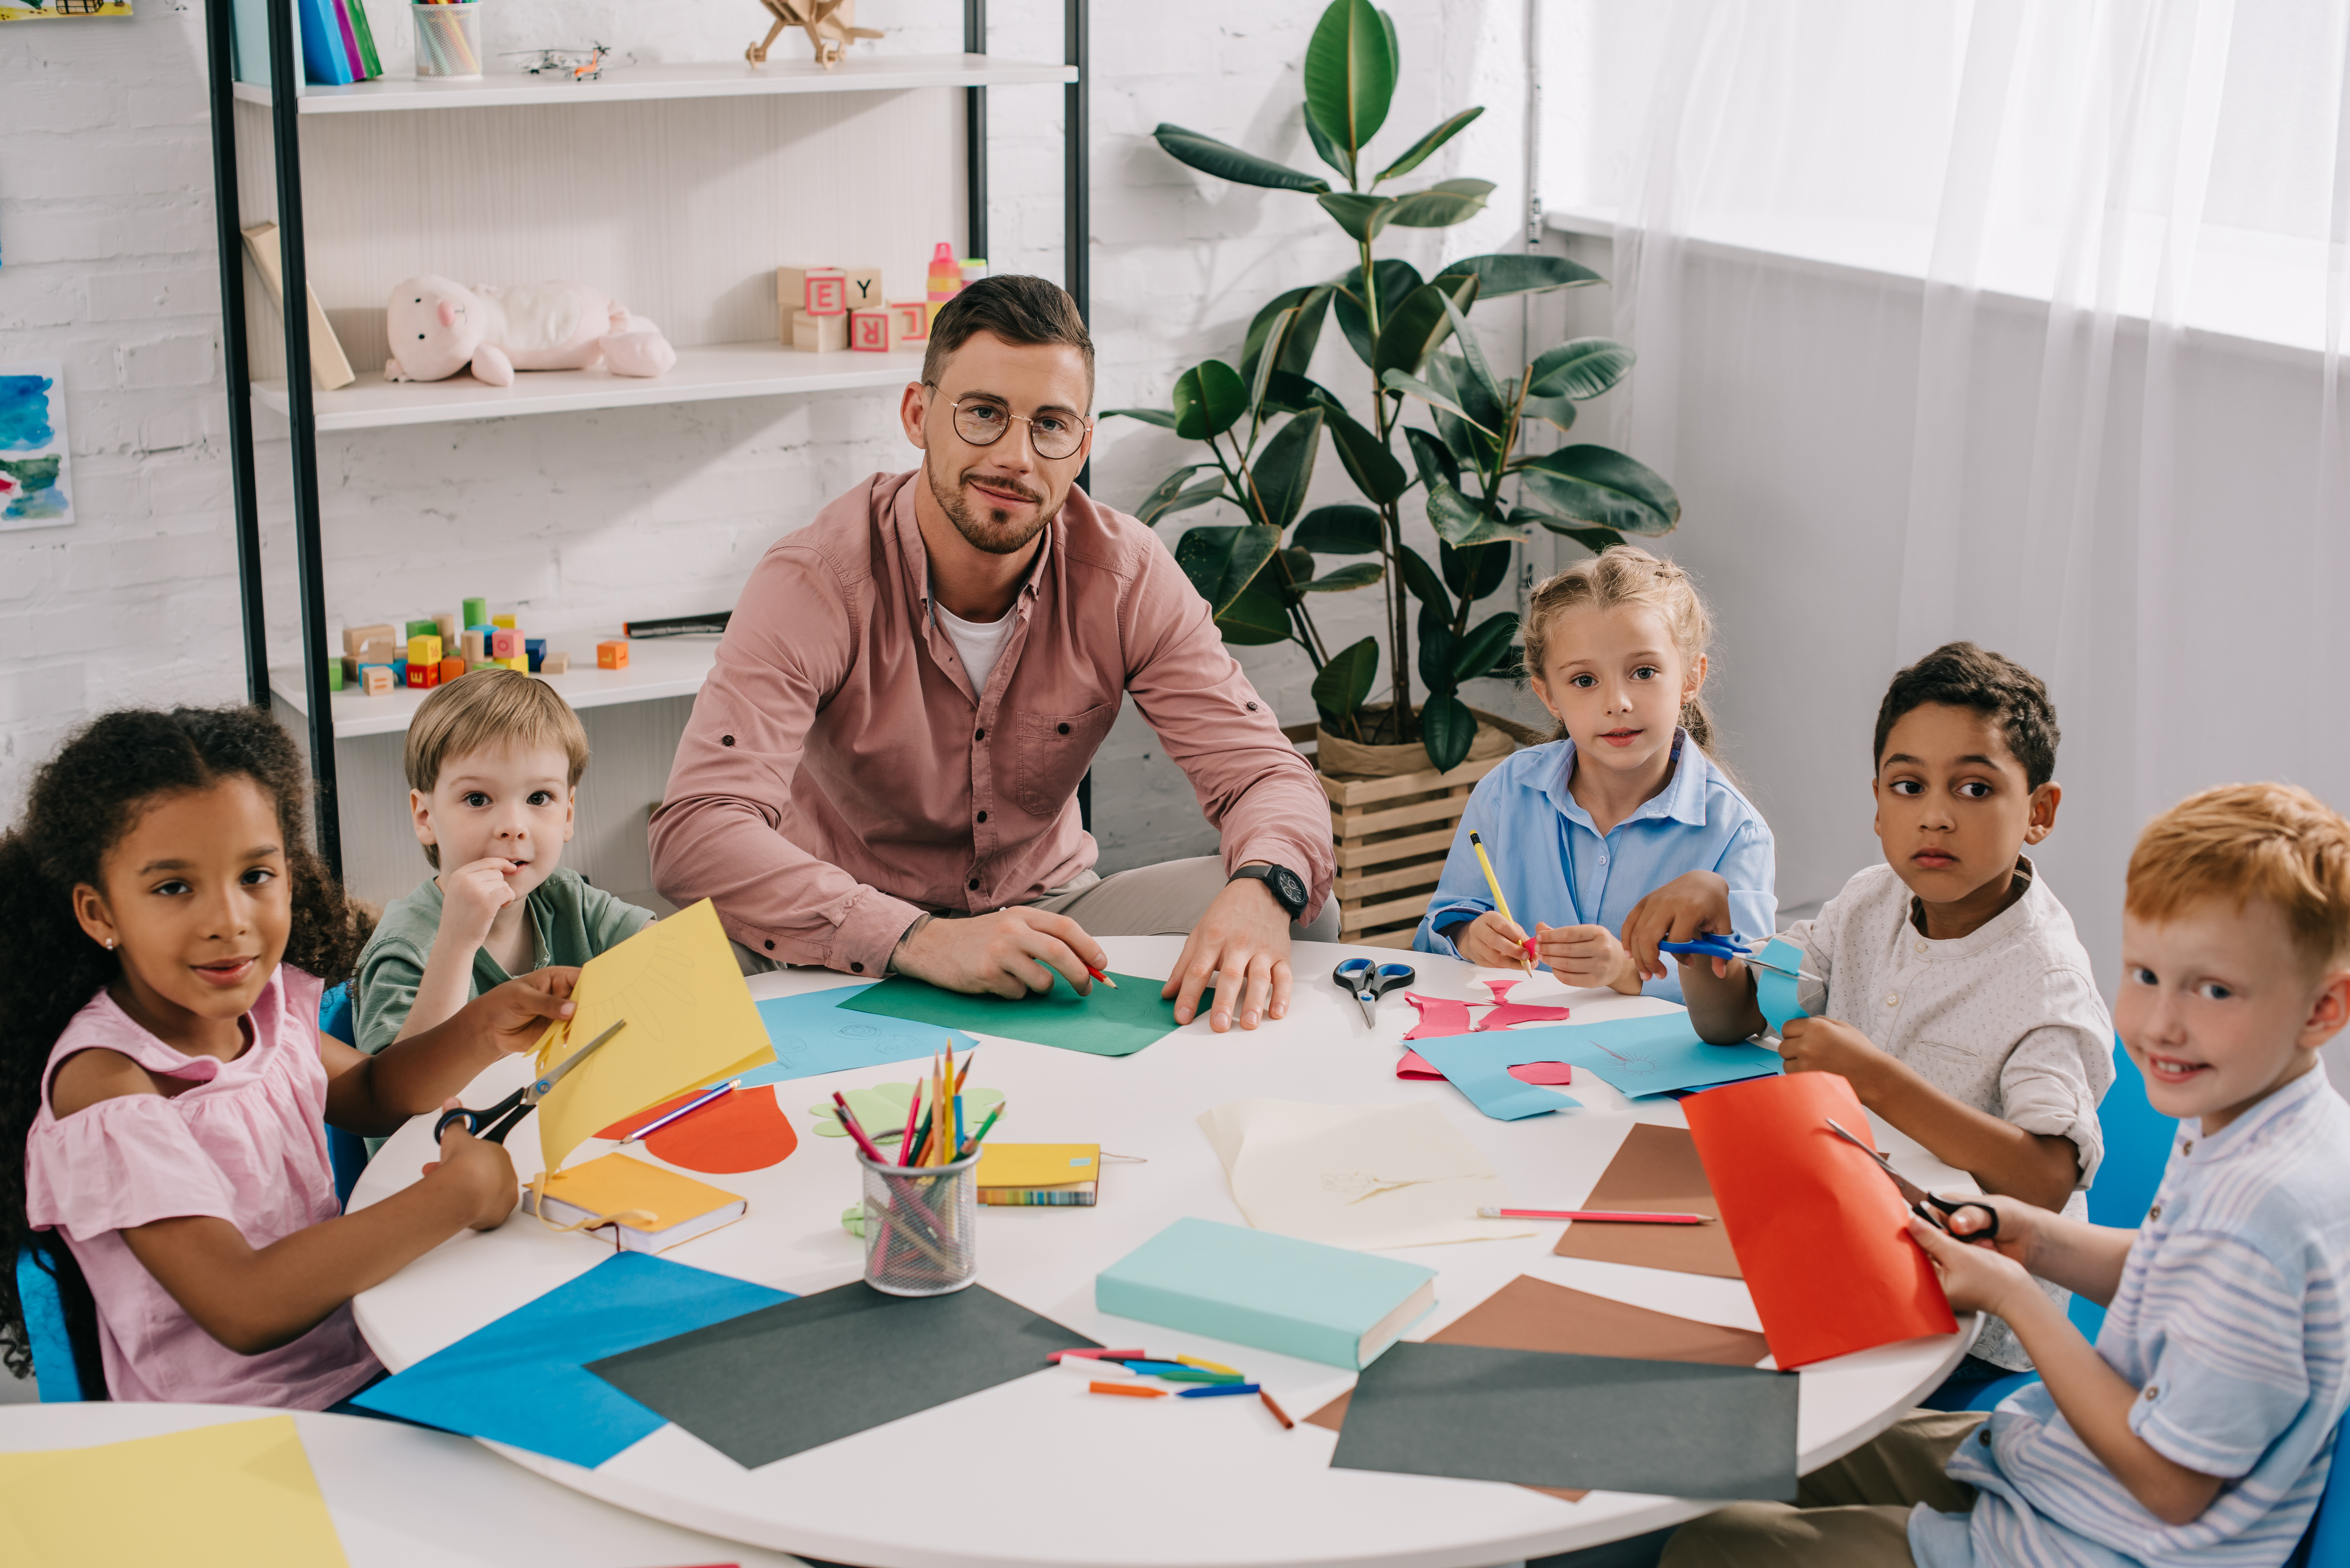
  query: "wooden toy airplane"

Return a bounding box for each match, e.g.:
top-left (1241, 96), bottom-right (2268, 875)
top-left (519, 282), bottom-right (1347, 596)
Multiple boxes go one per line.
top-left (746, 0), bottom-right (880, 68)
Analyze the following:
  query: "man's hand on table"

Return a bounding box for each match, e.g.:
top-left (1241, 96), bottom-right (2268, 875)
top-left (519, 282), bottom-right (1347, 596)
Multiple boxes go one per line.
top-left (1162, 870), bottom-right (1293, 1032)
top-left (889, 907), bottom-right (1108, 999)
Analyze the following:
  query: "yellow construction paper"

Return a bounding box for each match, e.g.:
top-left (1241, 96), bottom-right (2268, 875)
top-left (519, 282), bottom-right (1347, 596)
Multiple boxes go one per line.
top-left (0, 1414), bottom-right (348, 1567)
top-left (533, 898), bottom-right (775, 1173)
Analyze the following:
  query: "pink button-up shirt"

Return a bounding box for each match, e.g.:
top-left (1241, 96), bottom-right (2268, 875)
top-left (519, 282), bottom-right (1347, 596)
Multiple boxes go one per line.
top-left (650, 470), bottom-right (1335, 975)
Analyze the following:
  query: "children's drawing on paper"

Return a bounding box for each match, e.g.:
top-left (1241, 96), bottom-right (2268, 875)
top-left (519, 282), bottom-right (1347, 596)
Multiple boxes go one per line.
top-left (0, 0), bottom-right (133, 19)
top-left (0, 364), bottom-right (73, 530)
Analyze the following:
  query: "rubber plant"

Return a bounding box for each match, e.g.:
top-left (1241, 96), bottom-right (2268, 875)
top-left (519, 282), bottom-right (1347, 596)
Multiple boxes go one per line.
top-left (1108, 0), bottom-right (1680, 771)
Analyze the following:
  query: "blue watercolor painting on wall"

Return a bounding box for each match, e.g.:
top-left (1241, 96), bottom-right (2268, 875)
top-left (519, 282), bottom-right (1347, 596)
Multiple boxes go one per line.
top-left (0, 364), bottom-right (74, 531)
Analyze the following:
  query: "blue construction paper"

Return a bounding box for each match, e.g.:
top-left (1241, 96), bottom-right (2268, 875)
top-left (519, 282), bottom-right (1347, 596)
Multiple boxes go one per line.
top-left (350, 1253), bottom-right (789, 1468)
top-left (1755, 936), bottom-right (1810, 1034)
top-left (1404, 1034), bottom-right (1586, 1121)
top-left (736, 986), bottom-right (978, 1088)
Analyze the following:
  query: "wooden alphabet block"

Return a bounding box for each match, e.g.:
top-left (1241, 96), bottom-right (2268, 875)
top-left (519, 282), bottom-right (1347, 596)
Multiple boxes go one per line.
top-left (597, 639), bottom-right (630, 670)
top-left (541, 651), bottom-right (571, 675)
top-left (438, 655), bottom-right (466, 685)
top-left (803, 268), bottom-right (848, 316)
top-left (792, 310), bottom-right (849, 352)
top-left (361, 665), bottom-right (395, 697)
top-left (775, 265), bottom-right (823, 306)
top-left (844, 268), bottom-right (884, 312)
top-left (849, 308), bottom-right (895, 352)
top-left (525, 638), bottom-right (546, 672)
top-left (490, 628), bottom-right (522, 660)
top-left (391, 659), bottom-right (407, 687)
top-left (462, 629), bottom-right (486, 663)
top-left (778, 306), bottom-right (800, 347)
top-left (407, 634), bottom-right (443, 667)
top-left (504, 656), bottom-right (529, 673)
top-left (889, 300), bottom-right (929, 342)
top-left (404, 618), bottom-right (437, 641)
top-left (344, 623), bottom-right (397, 658)
top-left (435, 612), bottom-right (460, 644)
top-left (406, 659), bottom-right (440, 690)
top-left (492, 613), bottom-right (517, 630)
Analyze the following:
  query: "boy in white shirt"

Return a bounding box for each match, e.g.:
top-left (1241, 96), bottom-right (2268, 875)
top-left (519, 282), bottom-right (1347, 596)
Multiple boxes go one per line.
top-left (1663, 782), bottom-right (2350, 1566)
top-left (1628, 643), bottom-right (2113, 1373)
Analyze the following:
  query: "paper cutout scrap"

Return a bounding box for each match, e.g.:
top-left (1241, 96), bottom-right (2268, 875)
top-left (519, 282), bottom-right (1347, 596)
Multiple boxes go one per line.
top-left (532, 899), bottom-right (775, 1173)
top-left (1401, 993), bottom-right (1474, 1040)
top-left (351, 1252), bottom-right (790, 1468)
top-left (1396, 1051), bottom-right (1572, 1085)
top-left (1406, 1030), bottom-right (1586, 1120)
top-left (808, 1081), bottom-right (1004, 1141)
top-left (1552, 1123), bottom-right (1741, 1278)
top-left (1481, 978), bottom-right (1519, 1004)
top-left (592, 1083), bottom-right (799, 1174)
top-left (1429, 1013), bottom-right (1782, 1104)
top-left (0, 1415), bottom-right (350, 1566)
top-left (1196, 1099), bottom-right (1530, 1250)
top-left (1481, 1000), bottom-right (1573, 1030)
top-left (1755, 934), bottom-right (1809, 1033)
top-left (1404, 987), bottom-right (1572, 1041)
top-left (730, 985), bottom-right (980, 1086)
top-left (1684, 1073), bottom-right (1958, 1369)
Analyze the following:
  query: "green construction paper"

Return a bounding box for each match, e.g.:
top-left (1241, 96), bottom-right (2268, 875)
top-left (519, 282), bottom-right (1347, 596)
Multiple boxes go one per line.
top-left (1329, 1341), bottom-right (1799, 1500)
top-left (587, 1282), bottom-right (1093, 1470)
top-left (841, 972), bottom-right (1179, 1057)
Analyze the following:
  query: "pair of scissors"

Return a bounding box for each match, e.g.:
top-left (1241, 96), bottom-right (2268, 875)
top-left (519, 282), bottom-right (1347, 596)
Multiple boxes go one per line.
top-left (432, 1019), bottom-right (627, 1145)
top-left (1334, 958), bottom-right (1415, 1028)
top-left (1658, 934), bottom-right (1824, 984)
top-left (1824, 1119), bottom-right (2000, 1240)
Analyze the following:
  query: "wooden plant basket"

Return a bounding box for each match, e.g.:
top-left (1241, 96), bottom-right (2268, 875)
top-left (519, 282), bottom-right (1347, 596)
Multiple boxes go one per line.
top-left (1286, 709), bottom-right (1548, 949)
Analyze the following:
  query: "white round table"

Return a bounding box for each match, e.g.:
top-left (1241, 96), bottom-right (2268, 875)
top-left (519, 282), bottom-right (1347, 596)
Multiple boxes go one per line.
top-left (352, 937), bottom-right (1974, 1568)
top-left (0, 1402), bottom-right (808, 1567)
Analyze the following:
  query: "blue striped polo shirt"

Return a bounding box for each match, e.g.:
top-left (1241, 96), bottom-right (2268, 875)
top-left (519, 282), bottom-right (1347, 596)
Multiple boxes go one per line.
top-left (1912, 1065), bottom-right (2350, 1567)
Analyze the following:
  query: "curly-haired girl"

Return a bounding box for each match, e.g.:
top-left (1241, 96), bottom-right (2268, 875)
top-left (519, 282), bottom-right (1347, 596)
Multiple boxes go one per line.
top-left (0, 706), bottom-right (575, 1406)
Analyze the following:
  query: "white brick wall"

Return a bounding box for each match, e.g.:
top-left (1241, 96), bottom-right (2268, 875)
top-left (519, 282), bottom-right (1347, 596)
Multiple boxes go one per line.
top-left (0, 0), bottom-right (1554, 872)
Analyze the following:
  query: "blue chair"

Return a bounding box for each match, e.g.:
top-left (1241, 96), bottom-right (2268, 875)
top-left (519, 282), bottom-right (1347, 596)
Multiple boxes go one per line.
top-left (2296, 1407), bottom-right (2350, 1567)
top-left (14, 1240), bottom-right (103, 1402)
top-left (319, 981), bottom-right (371, 1210)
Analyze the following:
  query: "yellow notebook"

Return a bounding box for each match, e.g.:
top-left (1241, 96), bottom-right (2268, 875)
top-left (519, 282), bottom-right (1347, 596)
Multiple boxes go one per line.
top-left (523, 1152), bottom-right (746, 1253)
top-left (977, 1143), bottom-right (1100, 1206)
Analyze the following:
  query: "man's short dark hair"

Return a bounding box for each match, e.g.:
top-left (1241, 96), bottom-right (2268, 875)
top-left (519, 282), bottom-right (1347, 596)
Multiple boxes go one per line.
top-left (921, 274), bottom-right (1095, 399)
top-left (1873, 641), bottom-right (2060, 789)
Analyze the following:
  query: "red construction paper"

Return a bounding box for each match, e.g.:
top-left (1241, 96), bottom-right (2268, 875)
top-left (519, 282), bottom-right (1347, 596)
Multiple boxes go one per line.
top-left (593, 1084), bottom-right (799, 1174)
top-left (1397, 1051), bottom-right (1572, 1084)
top-left (1403, 993), bottom-right (1476, 1040)
top-left (1682, 1074), bottom-right (1956, 1369)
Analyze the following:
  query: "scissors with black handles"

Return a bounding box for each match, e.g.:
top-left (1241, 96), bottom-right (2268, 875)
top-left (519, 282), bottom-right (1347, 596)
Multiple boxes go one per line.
top-left (1825, 1118), bottom-right (2000, 1240)
top-left (432, 1019), bottom-right (627, 1145)
top-left (1334, 958), bottom-right (1415, 1029)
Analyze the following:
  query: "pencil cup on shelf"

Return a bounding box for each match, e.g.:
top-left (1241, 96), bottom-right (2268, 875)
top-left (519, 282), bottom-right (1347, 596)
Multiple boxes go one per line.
top-left (857, 1149), bottom-right (979, 1296)
top-left (411, 2), bottom-right (484, 80)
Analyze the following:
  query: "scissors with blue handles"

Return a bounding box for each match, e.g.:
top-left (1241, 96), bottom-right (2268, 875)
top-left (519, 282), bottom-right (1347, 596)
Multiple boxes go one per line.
top-left (1825, 1118), bottom-right (2000, 1240)
top-left (1658, 934), bottom-right (1823, 984)
top-left (432, 1019), bottom-right (627, 1144)
top-left (1333, 958), bottom-right (1415, 1029)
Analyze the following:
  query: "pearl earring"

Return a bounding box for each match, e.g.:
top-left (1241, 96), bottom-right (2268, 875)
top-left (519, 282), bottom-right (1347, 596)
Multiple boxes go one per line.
top-left (104, 938), bottom-right (115, 950)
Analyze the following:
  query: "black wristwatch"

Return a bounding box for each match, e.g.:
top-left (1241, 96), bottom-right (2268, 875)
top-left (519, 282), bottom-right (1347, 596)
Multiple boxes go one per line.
top-left (1230, 863), bottom-right (1308, 920)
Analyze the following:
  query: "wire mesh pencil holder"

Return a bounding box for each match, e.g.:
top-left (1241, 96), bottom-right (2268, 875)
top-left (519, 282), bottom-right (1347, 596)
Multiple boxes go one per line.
top-left (857, 1149), bottom-right (979, 1296)
top-left (411, 2), bottom-right (485, 80)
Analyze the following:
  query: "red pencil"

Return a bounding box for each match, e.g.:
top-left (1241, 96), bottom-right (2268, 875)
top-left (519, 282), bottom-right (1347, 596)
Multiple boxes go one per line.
top-left (1086, 964), bottom-right (1119, 989)
top-left (1478, 1206), bottom-right (1712, 1224)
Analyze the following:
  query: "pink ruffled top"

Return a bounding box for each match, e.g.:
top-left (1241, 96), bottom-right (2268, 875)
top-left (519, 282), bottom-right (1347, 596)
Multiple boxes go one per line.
top-left (23, 964), bottom-right (381, 1408)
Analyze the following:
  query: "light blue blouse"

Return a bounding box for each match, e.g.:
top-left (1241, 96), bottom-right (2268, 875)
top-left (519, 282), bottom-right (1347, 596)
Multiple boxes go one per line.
top-left (1413, 733), bottom-right (1777, 1003)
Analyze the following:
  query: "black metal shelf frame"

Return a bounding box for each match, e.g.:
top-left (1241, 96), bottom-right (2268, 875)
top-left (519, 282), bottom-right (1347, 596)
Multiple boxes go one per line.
top-left (204, 0), bottom-right (1093, 875)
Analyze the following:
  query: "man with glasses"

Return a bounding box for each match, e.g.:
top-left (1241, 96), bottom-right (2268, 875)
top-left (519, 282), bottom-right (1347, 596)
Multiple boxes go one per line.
top-left (651, 275), bottom-right (1336, 1032)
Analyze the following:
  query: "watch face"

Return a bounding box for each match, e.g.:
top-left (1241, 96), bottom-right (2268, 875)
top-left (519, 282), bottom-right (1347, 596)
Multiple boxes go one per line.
top-left (1270, 866), bottom-right (1307, 911)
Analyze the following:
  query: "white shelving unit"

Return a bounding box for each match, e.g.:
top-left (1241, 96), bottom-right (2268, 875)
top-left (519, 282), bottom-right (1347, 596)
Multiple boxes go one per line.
top-left (267, 635), bottom-right (721, 739)
top-left (231, 53), bottom-right (1076, 113)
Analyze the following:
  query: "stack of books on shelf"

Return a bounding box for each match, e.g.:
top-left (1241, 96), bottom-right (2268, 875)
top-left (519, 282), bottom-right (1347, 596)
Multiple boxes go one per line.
top-left (232, 0), bottom-right (387, 87)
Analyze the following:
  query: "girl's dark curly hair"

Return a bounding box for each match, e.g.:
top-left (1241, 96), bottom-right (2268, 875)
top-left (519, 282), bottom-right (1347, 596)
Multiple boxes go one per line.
top-left (0, 705), bottom-right (365, 1384)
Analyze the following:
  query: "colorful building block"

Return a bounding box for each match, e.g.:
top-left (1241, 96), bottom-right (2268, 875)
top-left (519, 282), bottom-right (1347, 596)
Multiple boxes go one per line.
top-left (327, 660), bottom-right (344, 693)
top-left (390, 659), bottom-right (407, 687)
top-left (491, 613), bottom-right (517, 630)
top-left (344, 623), bottom-right (398, 659)
top-left (844, 268), bottom-right (884, 312)
top-left (849, 308), bottom-right (895, 352)
top-left (404, 619), bottom-right (437, 641)
top-left (408, 634), bottom-right (443, 667)
top-left (889, 300), bottom-right (929, 342)
top-left (792, 310), bottom-right (848, 352)
top-left (462, 597), bottom-right (488, 627)
top-left (803, 268), bottom-right (848, 315)
top-left (597, 640), bottom-right (630, 670)
top-left (361, 666), bottom-right (395, 697)
top-left (504, 656), bottom-right (528, 673)
top-left (542, 651), bottom-right (572, 674)
top-left (407, 659), bottom-right (440, 690)
top-left (490, 628), bottom-right (522, 660)
top-left (438, 655), bottom-right (466, 685)
top-left (525, 638), bottom-right (547, 672)
top-left (462, 629), bottom-right (486, 663)
top-left (435, 612), bottom-right (460, 644)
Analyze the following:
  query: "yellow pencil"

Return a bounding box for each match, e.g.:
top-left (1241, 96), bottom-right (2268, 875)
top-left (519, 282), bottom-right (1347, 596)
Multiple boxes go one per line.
top-left (1468, 830), bottom-right (1537, 978)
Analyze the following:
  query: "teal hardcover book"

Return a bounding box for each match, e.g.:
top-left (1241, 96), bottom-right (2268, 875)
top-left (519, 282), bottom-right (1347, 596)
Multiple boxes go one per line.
top-left (1095, 1217), bottom-right (1437, 1369)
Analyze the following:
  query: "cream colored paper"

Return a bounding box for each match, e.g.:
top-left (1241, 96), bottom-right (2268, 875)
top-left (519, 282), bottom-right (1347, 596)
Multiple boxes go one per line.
top-left (1197, 1099), bottom-right (1533, 1250)
top-left (534, 898), bottom-right (775, 1172)
top-left (0, 1415), bottom-right (349, 1566)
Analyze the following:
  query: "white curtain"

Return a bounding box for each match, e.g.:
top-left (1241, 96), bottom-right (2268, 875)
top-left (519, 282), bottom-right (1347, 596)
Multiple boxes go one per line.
top-left (1555, 1), bottom-right (2350, 1079)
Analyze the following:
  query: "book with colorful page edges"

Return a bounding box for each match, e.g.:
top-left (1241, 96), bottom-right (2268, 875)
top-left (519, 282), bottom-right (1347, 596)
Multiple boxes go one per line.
top-left (523, 1152), bottom-right (747, 1254)
top-left (977, 1142), bottom-right (1100, 1205)
top-left (1682, 1072), bottom-right (1958, 1368)
top-left (530, 898), bottom-right (775, 1173)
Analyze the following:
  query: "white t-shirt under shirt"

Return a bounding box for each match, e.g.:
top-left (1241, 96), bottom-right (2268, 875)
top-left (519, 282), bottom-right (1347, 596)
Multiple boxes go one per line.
top-left (1785, 856), bottom-right (2116, 1370)
top-left (932, 597), bottom-right (1019, 694)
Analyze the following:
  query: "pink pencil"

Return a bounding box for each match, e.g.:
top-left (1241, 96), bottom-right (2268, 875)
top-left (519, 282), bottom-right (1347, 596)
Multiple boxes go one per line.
top-left (895, 1082), bottom-right (923, 1165)
top-left (1477, 1207), bottom-right (1712, 1224)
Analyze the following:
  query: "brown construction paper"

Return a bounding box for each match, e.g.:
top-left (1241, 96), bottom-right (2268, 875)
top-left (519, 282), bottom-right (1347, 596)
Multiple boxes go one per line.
top-left (1550, 1124), bottom-right (1743, 1279)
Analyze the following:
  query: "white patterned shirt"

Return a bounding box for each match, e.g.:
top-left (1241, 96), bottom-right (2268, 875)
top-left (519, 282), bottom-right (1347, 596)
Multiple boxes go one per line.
top-left (1913, 1067), bottom-right (2350, 1567)
top-left (1788, 857), bottom-right (2115, 1369)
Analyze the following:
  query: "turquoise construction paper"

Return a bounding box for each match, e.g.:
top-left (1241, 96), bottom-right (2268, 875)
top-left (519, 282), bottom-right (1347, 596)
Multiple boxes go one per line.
top-left (1404, 1033), bottom-right (1585, 1120)
top-left (1413, 1013), bottom-right (1783, 1117)
top-left (737, 986), bottom-right (978, 1087)
top-left (1754, 937), bottom-right (1809, 1034)
top-left (350, 1253), bottom-right (790, 1468)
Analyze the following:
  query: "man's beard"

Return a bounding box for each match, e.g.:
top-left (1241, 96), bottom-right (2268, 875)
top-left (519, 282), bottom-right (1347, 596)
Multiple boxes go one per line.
top-left (925, 452), bottom-right (1054, 556)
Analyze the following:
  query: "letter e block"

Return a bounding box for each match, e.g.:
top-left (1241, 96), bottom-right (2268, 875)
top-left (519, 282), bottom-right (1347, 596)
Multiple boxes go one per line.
top-left (803, 269), bottom-right (848, 316)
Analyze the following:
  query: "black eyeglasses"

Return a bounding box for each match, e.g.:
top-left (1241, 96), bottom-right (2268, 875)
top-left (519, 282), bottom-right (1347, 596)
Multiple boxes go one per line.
top-left (931, 388), bottom-right (1091, 462)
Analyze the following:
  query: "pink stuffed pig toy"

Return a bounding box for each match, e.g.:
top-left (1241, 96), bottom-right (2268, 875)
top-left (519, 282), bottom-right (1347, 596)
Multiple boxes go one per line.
top-left (383, 275), bottom-right (677, 386)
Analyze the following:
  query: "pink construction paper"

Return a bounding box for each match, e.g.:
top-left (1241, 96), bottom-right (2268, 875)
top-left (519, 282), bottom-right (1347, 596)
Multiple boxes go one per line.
top-left (1479, 1001), bottom-right (1573, 1031)
top-left (1403, 993), bottom-right (1476, 1040)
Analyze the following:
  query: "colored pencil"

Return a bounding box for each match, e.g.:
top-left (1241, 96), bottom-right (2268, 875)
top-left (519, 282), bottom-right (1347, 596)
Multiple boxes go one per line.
top-left (952, 1043), bottom-right (976, 1091)
top-left (1467, 830), bottom-right (1538, 978)
top-left (1176, 1382), bottom-right (1261, 1398)
top-left (1477, 1206), bottom-right (1713, 1223)
top-left (903, 1107), bottom-right (933, 1168)
top-left (830, 1093), bottom-right (887, 1163)
top-left (953, 1093), bottom-right (965, 1154)
top-left (619, 1079), bottom-right (738, 1144)
top-left (895, 1084), bottom-right (923, 1165)
top-left (1259, 1389), bottom-right (1294, 1429)
top-left (1085, 963), bottom-right (1119, 989)
top-left (1177, 1355), bottom-right (1240, 1375)
top-left (1092, 1381), bottom-right (1165, 1399)
top-left (1050, 1347), bottom-right (1146, 1363)
top-left (955, 1100), bottom-right (1005, 1160)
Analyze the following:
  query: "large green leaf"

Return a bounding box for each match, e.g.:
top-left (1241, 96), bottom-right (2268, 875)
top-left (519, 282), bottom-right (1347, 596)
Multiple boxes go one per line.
top-left (1260, 369), bottom-right (1342, 416)
top-left (1145, 479), bottom-right (1228, 526)
top-left (1440, 538), bottom-right (1512, 600)
top-left (1515, 446), bottom-right (1681, 536)
top-left (1302, 102), bottom-right (1353, 184)
top-left (1300, 561), bottom-right (1384, 592)
top-left (1510, 506), bottom-right (1625, 556)
top-left (1302, 0), bottom-right (1396, 161)
top-left (1137, 464), bottom-right (1210, 523)
top-left (1437, 294), bottom-right (1506, 432)
top-left (1240, 285), bottom-right (1334, 387)
top-left (1103, 407), bottom-right (1180, 428)
top-left (1528, 337), bottom-right (1636, 401)
top-left (1322, 403), bottom-right (1410, 504)
top-left (1172, 359), bottom-right (1249, 441)
top-left (1333, 259), bottom-right (1424, 367)
top-left (1374, 106), bottom-right (1485, 183)
top-left (1382, 368), bottom-right (1490, 432)
top-left (1312, 635), bottom-right (1381, 718)
top-left (1317, 192), bottom-right (1398, 242)
top-left (1372, 273), bottom-right (1480, 382)
top-left (1294, 503), bottom-right (1384, 554)
top-left (1249, 409), bottom-right (1323, 532)
top-left (1397, 543), bottom-right (1449, 609)
top-left (1385, 178), bottom-right (1495, 229)
top-left (1404, 426), bottom-right (1459, 494)
top-left (1520, 391), bottom-right (1578, 433)
top-left (1276, 545), bottom-right (1315, 595)
top-left (1434, 253), bottom-right (1606, 298)
top-left (1421, 355), bottom-right (1500, 470)
top-left (1219, 569), bottom-right (1296, 644)
top-left (1174, 524), bottom-right (1281, 614)
top-left (1453, 611), bottom-right (1520, 684)
top-left (1420, 692), bottom-right (1478, 772)
top-left (1153, 124), bottom-right (1332, 193)
top-left (1426, 481), bottom-right (1525, 547)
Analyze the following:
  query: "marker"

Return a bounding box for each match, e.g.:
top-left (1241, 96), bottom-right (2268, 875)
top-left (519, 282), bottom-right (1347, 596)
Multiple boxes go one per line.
top-left (1467, 831), bottom-right (1537, 979)
top-left (1086, 963), bottom-right (1120, 989)
top-left (1091, 1381), bottom-right (1166, 1399)
top-left (1177, 1355), bottom-right (1241, 1376)
top-left (1478, 1206), bottom-right (1712, 1224)
top-left (1259, 1389), bottom-right (1294, 1429)
top-left (619, 1079), bottom-right (738, 1144)
top-left (1050, 1347), bottom-right (1146, 1363)
top-left (1176, 1383), bottom-right (1262, 1399)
